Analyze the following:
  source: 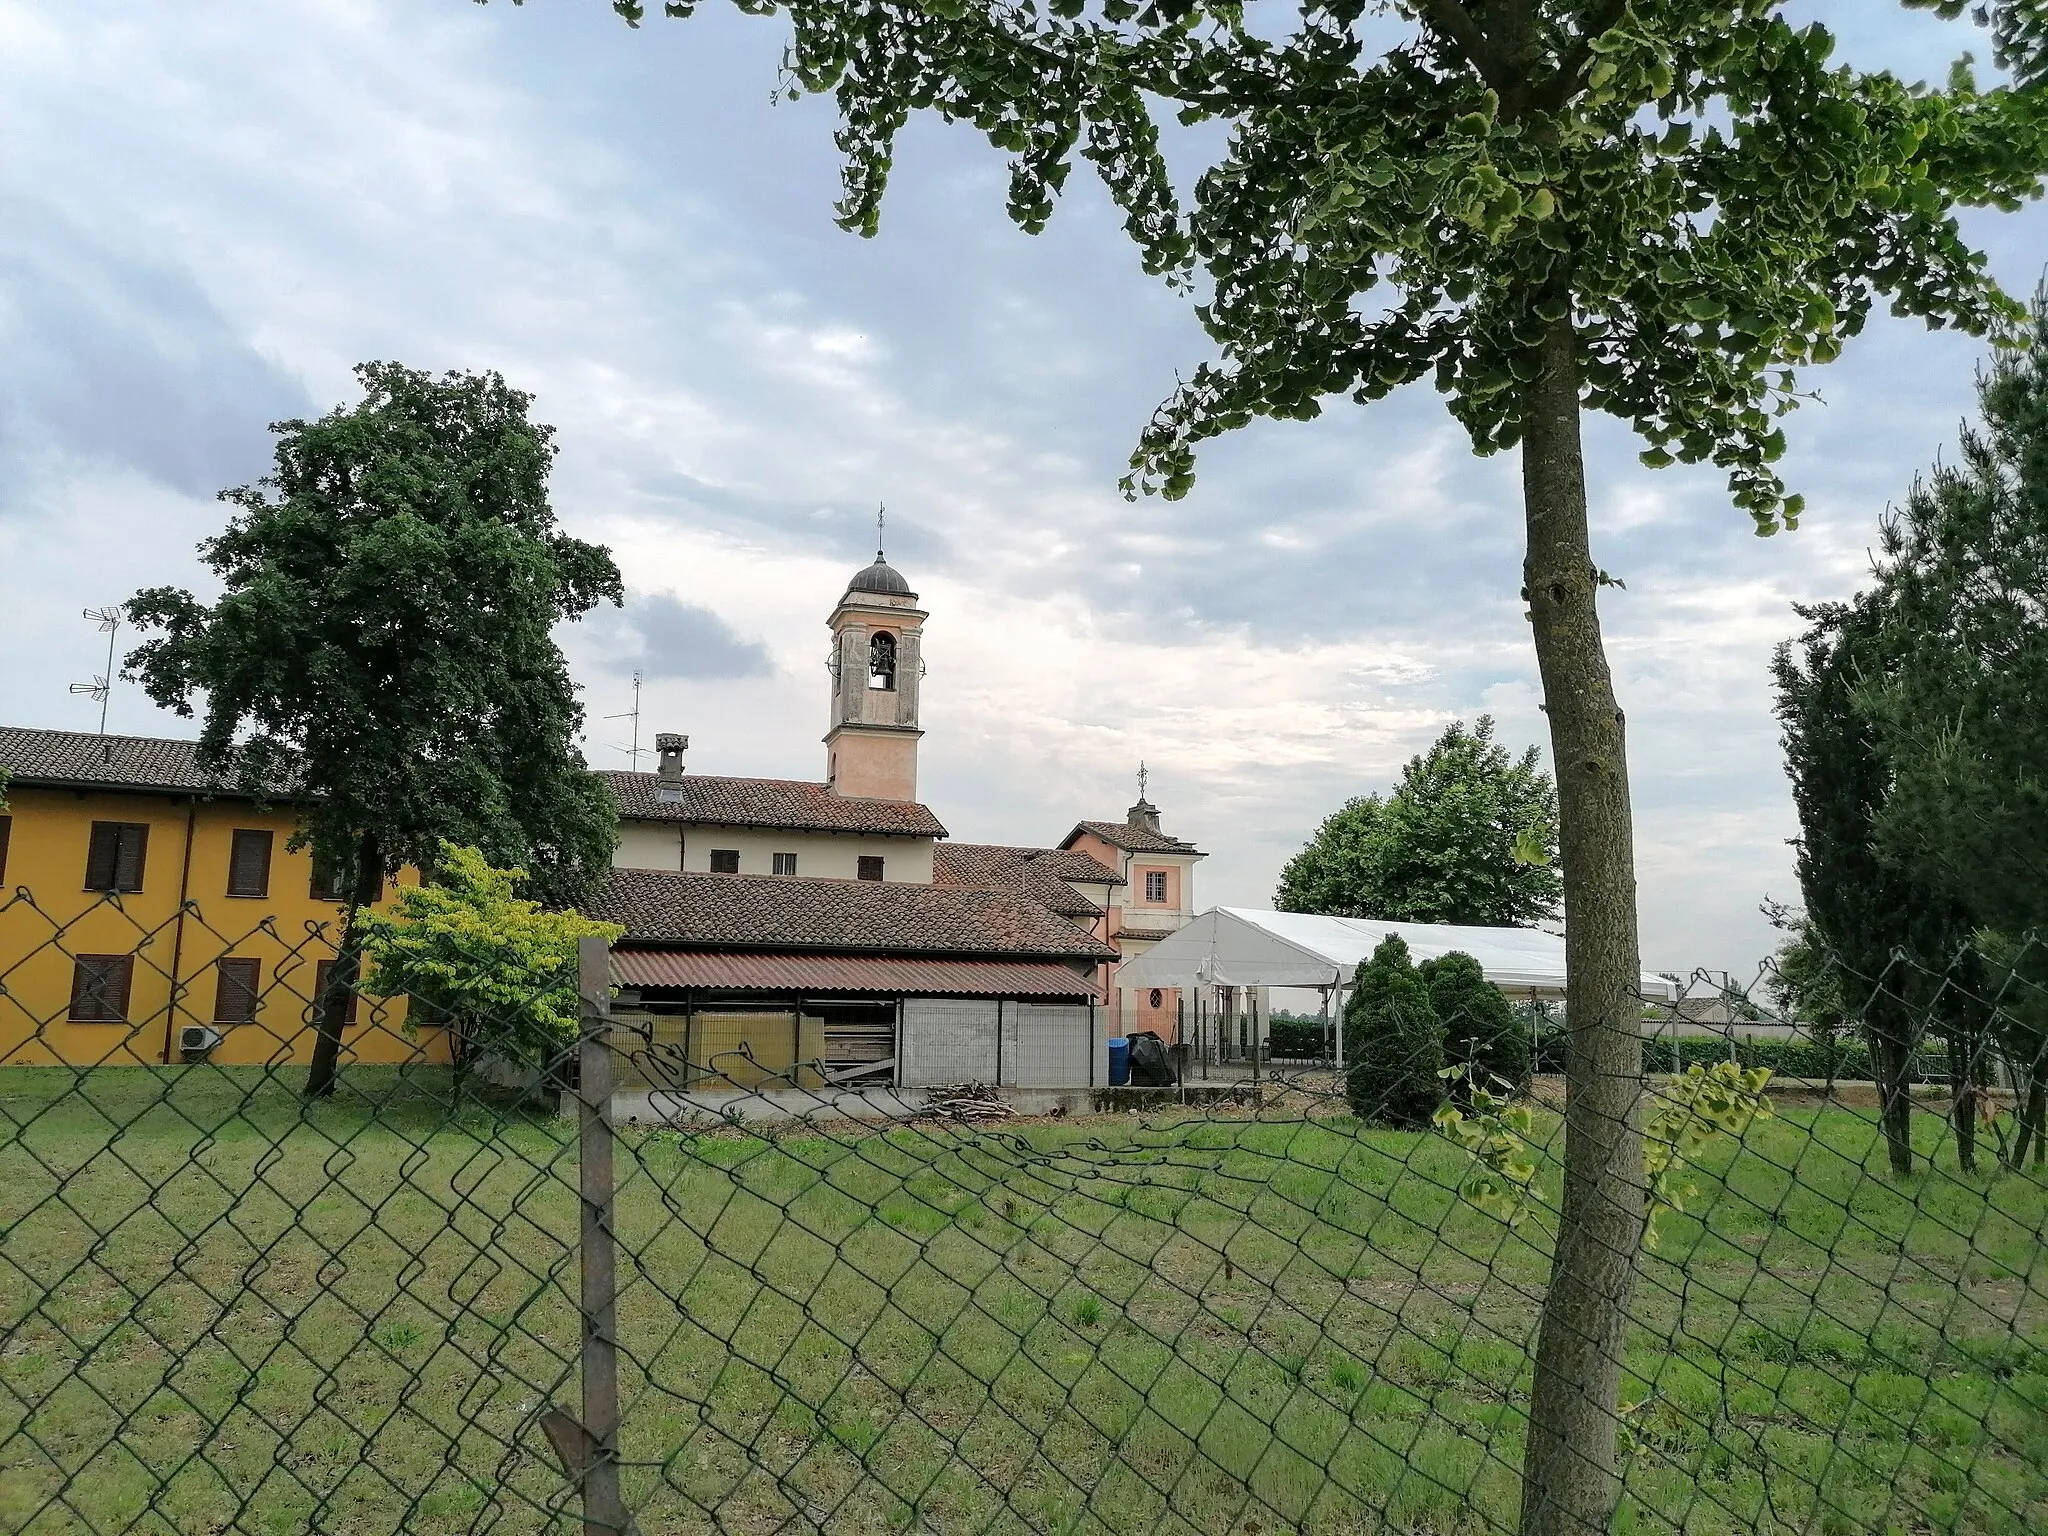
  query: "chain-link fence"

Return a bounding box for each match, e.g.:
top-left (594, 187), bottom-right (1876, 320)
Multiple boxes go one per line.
top-left (4, 884), bottom-right (2045, 1534)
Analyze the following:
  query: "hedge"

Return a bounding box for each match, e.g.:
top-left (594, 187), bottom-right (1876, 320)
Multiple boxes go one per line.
top-left (1534, 1029), bottom-right (1947, 1082)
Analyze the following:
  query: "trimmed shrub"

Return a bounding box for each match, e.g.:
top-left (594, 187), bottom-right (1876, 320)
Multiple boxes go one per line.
top-left (1420, 951), bottom-right (1531, 1091)
top-left (1268, 1012), bottom-right (1332, 1060)
top-left (1343, 935), bottom-right (1444, 1126)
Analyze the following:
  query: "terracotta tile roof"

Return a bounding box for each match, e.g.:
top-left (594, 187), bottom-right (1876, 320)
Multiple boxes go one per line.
top-left (612, 951), bottom-right (1098, 999)
top-left (0, 727), bottom-right (286, 798)
top-left (601, 770), bottom-right (947, 838)
top-left (934, 843), bottom-right (1122, 917)
top-left (589, 868), bottom-right (1119, 960)
top-left (1065, 819), bottom-right (1204, 856)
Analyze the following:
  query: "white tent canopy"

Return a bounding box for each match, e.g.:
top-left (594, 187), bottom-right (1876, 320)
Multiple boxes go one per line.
top-left (1115, 907), bottom-right (1678, 1002)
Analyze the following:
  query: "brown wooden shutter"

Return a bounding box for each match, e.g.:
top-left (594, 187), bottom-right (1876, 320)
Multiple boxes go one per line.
top-left (85, 823), bottom-right (121, 891)
top-left (87, 822), bottom-right (150, 893)
top-left (68, 955), bottom-right (133, 1022)
top-left (114, 823), bottom-right (148, 892)
top-left (227, 829), bottom-right (274, 898)
top-left (0, 815), bottom-right (11, 886)
top-left (213, 958), bottom-right (261, 1025)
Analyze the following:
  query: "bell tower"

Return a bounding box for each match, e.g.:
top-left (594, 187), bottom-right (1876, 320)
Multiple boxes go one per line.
top-left (825, 530), bottom-right (925, 802)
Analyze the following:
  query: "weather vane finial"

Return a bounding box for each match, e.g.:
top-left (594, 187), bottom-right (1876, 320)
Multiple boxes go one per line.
top-left (1137, 760), bottom-right (1149, 802)
top-left (876, 503), bottom-right (886, 561)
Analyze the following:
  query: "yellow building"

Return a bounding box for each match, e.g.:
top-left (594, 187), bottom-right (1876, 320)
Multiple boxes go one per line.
top-left (0, 727), bottom-right (438, 1069)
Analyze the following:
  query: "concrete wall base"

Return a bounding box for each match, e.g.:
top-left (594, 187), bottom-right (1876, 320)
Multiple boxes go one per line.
top-left (599, 1080), bottom-right (1264, 1126)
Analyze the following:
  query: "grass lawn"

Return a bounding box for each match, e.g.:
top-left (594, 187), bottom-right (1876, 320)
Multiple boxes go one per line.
top-left (1, 1068), bottom-right (2044, 1535)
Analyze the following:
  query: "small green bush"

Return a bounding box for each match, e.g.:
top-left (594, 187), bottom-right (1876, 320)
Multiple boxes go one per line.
top-left (1419, 951), bottom-right (1530, 1090)
top-left (1343, 936), bottom-right (1444, 1126)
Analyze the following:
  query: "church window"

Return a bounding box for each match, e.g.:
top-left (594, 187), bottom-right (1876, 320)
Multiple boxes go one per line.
top-left (1149, 989), bottom-right (1164, 1009)
top-left (857, 856), bottom-right (885, 882)
top-left (1144, 870), bottom-right (1168, 903)
top-left (710, 849), bottom-right (740, 874)
top-left (773, 852), bottom-right (798, 876)
top-left (868, 630), bottom-right (897, 691)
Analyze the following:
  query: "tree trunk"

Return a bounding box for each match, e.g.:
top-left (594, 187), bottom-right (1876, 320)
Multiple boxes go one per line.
top-left (1948, 1033), bottom-right (1978, 1175)
top-left (2016, 1078), bottom-right (2047, 1169)
top-left (1867, 1013), bottom-right (1915, 1178)
top-left (305, 830), bottom-right (382, 1100)
top-left (1515, 317), bottom-right (1648, 1536)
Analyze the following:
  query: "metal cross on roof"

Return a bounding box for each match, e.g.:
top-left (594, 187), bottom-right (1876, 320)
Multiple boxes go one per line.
top-left (876, 503), bottom-right (886, 561)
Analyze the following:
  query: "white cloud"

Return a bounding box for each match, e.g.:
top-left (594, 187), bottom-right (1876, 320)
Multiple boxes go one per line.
top-left (1, 0), bottom-right (2041, 984)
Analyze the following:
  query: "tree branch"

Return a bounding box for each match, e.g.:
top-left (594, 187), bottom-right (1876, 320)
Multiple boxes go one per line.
top-left (1530, 0), bottom-right (1629, 114)
top-left (1416, 0), bottom-right (1511, 95)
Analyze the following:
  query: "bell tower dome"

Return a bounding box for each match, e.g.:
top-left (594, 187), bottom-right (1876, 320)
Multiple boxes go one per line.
top-left (825, 537), bottom-right (925, 801)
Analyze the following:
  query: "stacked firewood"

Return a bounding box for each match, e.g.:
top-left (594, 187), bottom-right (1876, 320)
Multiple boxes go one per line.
top-left (922, 1083), bottom-right (1016, 1121)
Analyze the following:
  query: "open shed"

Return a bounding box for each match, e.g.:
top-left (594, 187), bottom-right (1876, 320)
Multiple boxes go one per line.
top-left (1115, 908), bottom-right (1679, 1065)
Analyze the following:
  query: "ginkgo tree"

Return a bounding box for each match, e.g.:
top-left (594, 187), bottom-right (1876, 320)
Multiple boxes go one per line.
top-left (519, 1), bottom-right (2048, 1531)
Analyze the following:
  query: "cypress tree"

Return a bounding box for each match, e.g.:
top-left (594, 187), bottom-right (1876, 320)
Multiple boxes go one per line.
top-left (1343, 936), bottom-right (1444, 1127)
top-left (1421, 951), bottom-right (1531, 1093)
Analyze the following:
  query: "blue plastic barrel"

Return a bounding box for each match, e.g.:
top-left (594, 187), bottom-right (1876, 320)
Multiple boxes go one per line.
top-left (1107, 1037), bottom-right (1131, 1087)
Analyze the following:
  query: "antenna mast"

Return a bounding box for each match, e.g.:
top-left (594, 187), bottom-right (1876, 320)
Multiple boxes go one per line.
top-left (606, 671), bottom-right (646, 769)
top-left (69, 607), bottom-right (122, 735)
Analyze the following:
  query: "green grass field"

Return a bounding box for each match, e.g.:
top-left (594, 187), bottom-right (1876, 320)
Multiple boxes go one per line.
top-left (1, 1068), bottom-right (2044, 1535)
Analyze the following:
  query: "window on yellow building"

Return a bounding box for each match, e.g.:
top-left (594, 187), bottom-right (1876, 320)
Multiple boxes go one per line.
top-left (214, 958), bottom-right (261, 1025)
top-left (311, 959), bottom-right (362, 1026)
top-left (68, 955), bottom-right (134, 1022)
top-left (0, 814), bottom-right (10, 886)
top-left (310, 854), bottom-right (375, 904)
top-left (85, 822), bottom-right (149, 893)
top-left (227, 829), bottom-right (274, 898)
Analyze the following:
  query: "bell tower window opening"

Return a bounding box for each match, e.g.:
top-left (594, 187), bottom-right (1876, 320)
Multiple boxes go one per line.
top-left (868, 630), bottom-right (897, 691)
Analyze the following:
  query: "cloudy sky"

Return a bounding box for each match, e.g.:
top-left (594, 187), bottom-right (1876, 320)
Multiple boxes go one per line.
top-left (1, 2), bottom-right (2039, 980)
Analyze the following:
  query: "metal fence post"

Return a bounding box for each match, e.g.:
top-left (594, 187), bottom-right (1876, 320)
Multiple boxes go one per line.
top-left (572, 935), bottom-right (627, 1535)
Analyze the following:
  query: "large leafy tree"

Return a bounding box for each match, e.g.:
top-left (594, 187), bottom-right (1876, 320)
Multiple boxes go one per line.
top-left (1770, 598), bottom-right (1976, 1175)
top-left (126, 363), bottom-right (623, 1097)
top-left (552, 1), bottom-right (2048, 1528)
top-left (1865, 289), bottom-right (2048, 937)
top-left (1276, 716), bottom-right (1560, 925)
top-left (1856, 286), bottom-right (2048, 1163)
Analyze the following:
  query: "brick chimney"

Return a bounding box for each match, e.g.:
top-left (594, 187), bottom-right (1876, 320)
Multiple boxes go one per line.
top-left (655, 732), bottom-right (688, 804)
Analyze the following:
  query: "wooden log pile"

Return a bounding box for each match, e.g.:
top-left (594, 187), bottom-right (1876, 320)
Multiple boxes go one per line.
top-left (923, 1083), bottom-right (1016, 1121)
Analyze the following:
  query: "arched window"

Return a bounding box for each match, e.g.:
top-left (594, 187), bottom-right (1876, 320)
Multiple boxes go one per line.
top-left (868, 630), bottom-right (897, 691)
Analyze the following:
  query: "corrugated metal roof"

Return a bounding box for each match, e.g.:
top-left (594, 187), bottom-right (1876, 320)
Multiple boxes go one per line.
top-left (612, 950), bottom-right (1100, 999)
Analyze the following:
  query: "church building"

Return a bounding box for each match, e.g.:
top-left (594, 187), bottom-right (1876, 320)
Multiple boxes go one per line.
top-left (586, 545), bottom-right (1204, 1103)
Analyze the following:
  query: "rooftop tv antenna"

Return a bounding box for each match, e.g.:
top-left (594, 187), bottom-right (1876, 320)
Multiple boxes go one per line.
top-left (606, 670), bottom-right (646, 769)
top-left (68, 607), bottom-right (122, 735)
